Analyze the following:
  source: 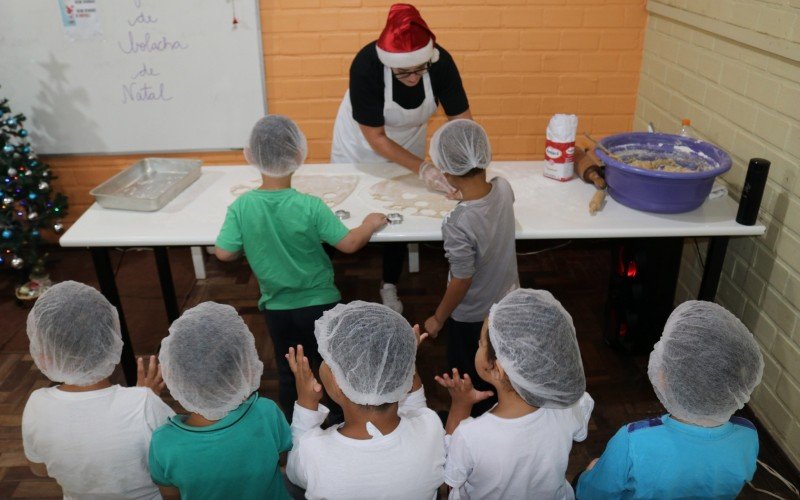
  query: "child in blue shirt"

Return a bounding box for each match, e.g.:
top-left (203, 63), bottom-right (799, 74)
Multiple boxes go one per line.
top-left (576, 300), bottom-right (764, 499)
top-left (149, 302), bottom-right (291, 500)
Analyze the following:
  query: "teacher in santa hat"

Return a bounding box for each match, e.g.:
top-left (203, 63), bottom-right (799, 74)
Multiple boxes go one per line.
top-left (331, 3), bottom-right (472, 313)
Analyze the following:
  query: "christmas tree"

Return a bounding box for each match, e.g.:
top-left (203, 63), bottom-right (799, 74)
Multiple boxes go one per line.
top-left (1, 91), bottom-right (68, 282)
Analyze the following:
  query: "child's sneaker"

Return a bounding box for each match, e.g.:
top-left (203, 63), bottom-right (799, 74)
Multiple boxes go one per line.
top-left (380, 283), bottom-right (403, 314)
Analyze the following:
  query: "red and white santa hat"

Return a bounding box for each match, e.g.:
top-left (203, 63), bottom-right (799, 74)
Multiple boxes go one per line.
top-left (375, 4), bottom-right (440, 68)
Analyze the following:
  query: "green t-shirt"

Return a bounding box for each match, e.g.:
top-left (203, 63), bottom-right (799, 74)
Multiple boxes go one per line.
top-left (216, 188), bottom-right (349, 310)
top-left (148, 394), bottom-right (292, 500)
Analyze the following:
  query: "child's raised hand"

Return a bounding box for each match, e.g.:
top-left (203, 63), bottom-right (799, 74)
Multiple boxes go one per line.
top-left (136, 355), bottom-right (166, 396)
top-left (286, 345), bottom-right (323, 410)
top-left (435, 368), bottom-right (493, 409)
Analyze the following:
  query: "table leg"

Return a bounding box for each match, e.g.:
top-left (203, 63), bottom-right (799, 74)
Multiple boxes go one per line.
top-left (154, 247), bottom-right (180, 324)
top-left (698, 236), bottom-right (730, 301)
top-left (190, 246), bottom-right (207, 280)
top-left (408, 243), bottom-right (420, 273)
top-left (90, 248), bottom-right (137, 386)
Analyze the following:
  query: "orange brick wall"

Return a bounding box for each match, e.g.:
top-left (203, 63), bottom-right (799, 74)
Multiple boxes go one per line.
top-left (45, 0), bottom-right (647, 223)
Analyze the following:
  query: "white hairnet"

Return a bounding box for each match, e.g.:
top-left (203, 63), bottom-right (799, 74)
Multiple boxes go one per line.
top-left (429, 119), bottom-right (492, 175)
top-left (26, 281), bottom-right (123, 386)
top-left (160, 302), bottom-right (263, 420)
top-left (248, 115), bottom-right (308, 177)
top-left (648, 300), bottom-right (763, 425)
top-left (488, 288), bottom-right (585, 408)
top-left (315, 301), bottom-right (416, 406)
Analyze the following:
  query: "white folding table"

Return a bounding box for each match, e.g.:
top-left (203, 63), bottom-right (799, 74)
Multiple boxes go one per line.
top-left (61, 162), bottom-right (765, 384)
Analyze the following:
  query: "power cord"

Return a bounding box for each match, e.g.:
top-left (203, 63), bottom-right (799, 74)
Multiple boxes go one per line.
top-left (517, 240), bottom-right (572, 256)
top-left (694, 238), bottom-right (705, 272)
top-left (746, 459), bottom-right (800, 499)
top-left (112, 248), bottom-right (129, 277)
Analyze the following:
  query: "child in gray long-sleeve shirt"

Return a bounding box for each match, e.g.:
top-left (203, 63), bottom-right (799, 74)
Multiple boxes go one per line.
top-left (424, 119), bottom-right (519, 415)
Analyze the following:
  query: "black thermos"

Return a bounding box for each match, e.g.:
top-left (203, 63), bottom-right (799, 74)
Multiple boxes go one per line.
top-left (736, 158), bottom-right (771, 226)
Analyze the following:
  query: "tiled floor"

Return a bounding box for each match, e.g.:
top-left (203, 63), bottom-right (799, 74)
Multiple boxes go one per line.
top-left (0, 241), bottom-right (797, 498)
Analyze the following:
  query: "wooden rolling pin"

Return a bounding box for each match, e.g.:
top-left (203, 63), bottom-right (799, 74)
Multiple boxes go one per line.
top-left (589, 189), bottom-right (606, 215)
top-left (574, 147), bottom-right (607, 215)
top-left (574, 147), bottom-right (607, 189)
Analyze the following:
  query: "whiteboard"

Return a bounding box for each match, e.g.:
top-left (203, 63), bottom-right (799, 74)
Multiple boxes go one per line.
top-left (0, 0), bottom-right (266, 155)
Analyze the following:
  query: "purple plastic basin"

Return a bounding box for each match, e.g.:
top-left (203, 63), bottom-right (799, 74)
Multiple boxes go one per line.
top-left (595, 132), bottom-right (732, 214)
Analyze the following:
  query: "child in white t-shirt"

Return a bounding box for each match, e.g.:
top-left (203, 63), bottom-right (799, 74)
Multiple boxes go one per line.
top-left (21, 281), bottom-right (174, 500)
top-left (285, 301), bottom-right (445, 500)
top-left (436, 288), bottom-right (594, 500)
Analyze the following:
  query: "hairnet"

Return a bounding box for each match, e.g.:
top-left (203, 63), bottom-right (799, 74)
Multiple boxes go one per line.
top-left (315, 301), bottom-right (416, 406)
top-left (488, 288), bottom-right (585, 408)
top-left (26, 281), bottom-right (123, 386)
top-left (429, 119), bottom-right (492, 175)
top-left (248, 115), bottom-right (308, 177)
top-left (160, 302), bottom-right (263, 420)
top-left (647, 300), bottom-right (763, 425)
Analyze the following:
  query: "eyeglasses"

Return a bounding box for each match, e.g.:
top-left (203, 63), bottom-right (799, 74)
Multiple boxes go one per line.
top-left (393, 62), bottom-right (431, 80)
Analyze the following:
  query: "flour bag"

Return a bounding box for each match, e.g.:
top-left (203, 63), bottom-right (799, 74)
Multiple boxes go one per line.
top-left (544, 114), bottom-right (578, 181)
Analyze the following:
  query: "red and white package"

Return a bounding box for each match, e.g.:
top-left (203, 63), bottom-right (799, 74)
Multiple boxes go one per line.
top-left (544, 114), bottom-right (578, 181)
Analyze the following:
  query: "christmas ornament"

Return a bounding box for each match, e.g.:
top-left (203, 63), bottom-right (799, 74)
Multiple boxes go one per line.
top-left (0, 87), bottom-right (69, 281)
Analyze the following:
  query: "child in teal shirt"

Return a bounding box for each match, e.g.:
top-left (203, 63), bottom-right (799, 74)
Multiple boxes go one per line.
top-left (215, 115), bottom-right (387, 417)
top-left (576, 301), bottom-right (764, 499)
top-left (149, 302), bottom-right (291, 499)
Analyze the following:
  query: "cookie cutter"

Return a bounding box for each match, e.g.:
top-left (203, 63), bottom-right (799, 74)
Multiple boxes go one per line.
top-left (387, 213), bottom-right (404, 225)
top-left (334, 210), bottom-right (350, 220)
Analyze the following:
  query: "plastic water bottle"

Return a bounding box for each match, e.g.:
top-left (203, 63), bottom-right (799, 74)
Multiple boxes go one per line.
top-left (679, 118), bottom-right (692, 137)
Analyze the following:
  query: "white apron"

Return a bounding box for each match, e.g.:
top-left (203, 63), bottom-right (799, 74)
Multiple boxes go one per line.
top-left (331, 66), bottom-right (438, 163)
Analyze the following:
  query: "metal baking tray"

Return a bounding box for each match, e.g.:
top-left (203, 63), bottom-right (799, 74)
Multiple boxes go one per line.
top-left (90, 158), bottom-right (202, 211)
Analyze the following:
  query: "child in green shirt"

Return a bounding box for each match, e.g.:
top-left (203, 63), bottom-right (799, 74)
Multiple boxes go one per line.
top-left (215, 115), bottom-right (387, 418)
top-left (149, 302), bottom-right (291, 500)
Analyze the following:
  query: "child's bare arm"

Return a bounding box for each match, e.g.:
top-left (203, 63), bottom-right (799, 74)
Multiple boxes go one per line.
top-left (408, 325), bottom-right (428, 393)
top-left (435, 369), bottom-right (493, 435)
top-left (158, 485), bottom-right (180, 499)
top-left (214, 246), bottom-right (241, 261)
top-left (334, 213), bottom-right (387, 254)
top-left (424, 276), bottom-right (473, 338)
top-left (27, 460), bottom-right (47, 477)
